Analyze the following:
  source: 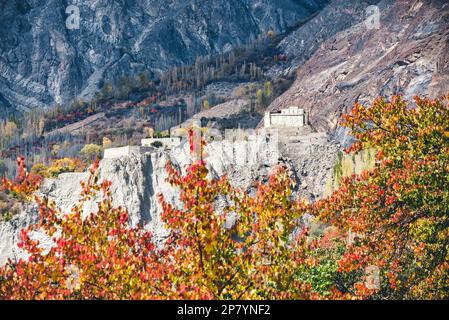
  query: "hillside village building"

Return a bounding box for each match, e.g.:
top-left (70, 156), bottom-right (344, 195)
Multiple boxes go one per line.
top-left (264, 106), bottom-right (308, 128)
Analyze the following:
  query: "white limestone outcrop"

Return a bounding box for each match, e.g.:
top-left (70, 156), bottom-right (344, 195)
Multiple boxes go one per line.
top-left (0, 131), bottom-right (339, 265)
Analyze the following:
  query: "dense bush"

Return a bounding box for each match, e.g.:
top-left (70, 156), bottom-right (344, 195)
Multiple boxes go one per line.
top-left (150, 141), bottom-right (163, 148)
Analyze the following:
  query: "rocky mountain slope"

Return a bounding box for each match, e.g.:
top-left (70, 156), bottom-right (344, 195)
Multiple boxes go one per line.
top-left (0, 0), bottom-right (329, 117)
top-left (266, 0), bottom-right (449, 145)
top-left (2, 0), bottom-right (448, 266)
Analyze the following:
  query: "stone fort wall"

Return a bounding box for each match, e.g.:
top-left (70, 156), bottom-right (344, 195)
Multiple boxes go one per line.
top-left (104, 146), bottom-right (152, 159)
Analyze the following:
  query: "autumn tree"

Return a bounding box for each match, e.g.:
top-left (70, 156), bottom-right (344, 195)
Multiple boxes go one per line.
top-left (308, 95), bottom-right (449, 299)
top-left (264, 81), bottom-right (272, 101)
top-left (144, 127), bottom-right (155, 139)
top-left (256, 89), bottom-right (265, 110)
top-left (3, 121), bottom-right (18, 138)
top-left (102, 137), bottom-right (112, 150)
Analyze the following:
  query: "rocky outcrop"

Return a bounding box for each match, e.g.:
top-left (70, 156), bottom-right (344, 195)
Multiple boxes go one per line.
top-left (267, 0), bottom-right (377, 78)
top-left (266, 0), bottom-right (449, 146)
top-left (278, 131), bottom-right (340, 199)
top-left (0, 129), bottom-right (339, 264)
top-left (0, 0), bottom-right (328, 116)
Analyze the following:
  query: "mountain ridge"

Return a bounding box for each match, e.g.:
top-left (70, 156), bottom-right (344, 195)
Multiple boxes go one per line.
top-left (0, 0), bottom-right (329, 117)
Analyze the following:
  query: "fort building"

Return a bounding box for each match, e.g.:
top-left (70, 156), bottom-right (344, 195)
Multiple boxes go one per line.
top-left (264, 106), bottom-right (308, 128)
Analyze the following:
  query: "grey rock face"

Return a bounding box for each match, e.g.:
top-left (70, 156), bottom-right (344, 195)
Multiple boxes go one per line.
top-left (0, 0), bottom-right (328, 116)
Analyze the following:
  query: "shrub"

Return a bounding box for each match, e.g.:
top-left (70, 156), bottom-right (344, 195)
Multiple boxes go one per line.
top-left (32, 158), bottom-right (86, 178)
top-left (309, 95), bottom-right (449, 299)
top-left (79, 144), bottom-right (102, 163)
top-left (47, 158), bottom-right (86, 177)
top-left (150, 141), bottom-right (163, 148)
top-left (0, 192), bottom-right (21, 222)
top-left (31, 163), bottom-right (51, 178)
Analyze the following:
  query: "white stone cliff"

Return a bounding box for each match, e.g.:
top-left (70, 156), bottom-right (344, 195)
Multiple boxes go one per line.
top-left (0, 131), bottom-right (339, 265)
